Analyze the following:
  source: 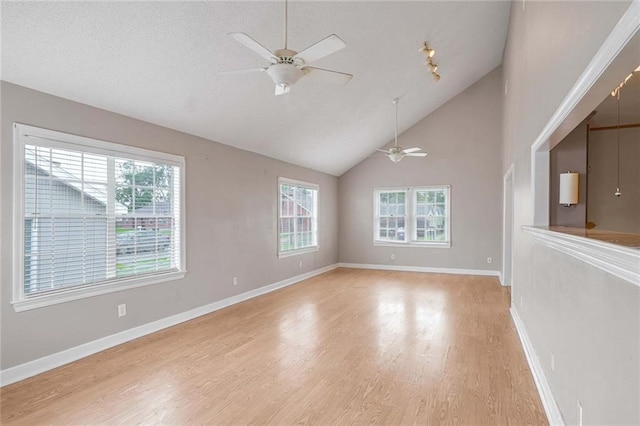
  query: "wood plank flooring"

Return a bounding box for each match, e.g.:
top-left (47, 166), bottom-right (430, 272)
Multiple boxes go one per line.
top-left (1, 268), bottom-right (547, 425)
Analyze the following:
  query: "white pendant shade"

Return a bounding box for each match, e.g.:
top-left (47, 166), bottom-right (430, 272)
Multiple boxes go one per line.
top-left (559, 172), bottom-right (579, 206)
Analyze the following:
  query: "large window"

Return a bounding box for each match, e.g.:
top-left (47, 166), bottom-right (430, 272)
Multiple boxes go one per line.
top-left (374, 186), bottom-right (450, 247)
top-left (278, 177), bottom-right (318, 257)
top-left (13, 124), bottom-right (185, 311)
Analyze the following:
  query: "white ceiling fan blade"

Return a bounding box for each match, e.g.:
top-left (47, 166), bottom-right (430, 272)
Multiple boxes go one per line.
top-left (228, 32), bottom-right (276, 62)
top-left (275, 84), bottom-right (291, 96)
top-left (376, 148), bottom-right (392, 154)
top-left (405, 153), bottom-right (428, 157)
top-left (217, 68), bottom-right (265, 76)
top-left (294, 34), bottom-right (346, 64)
top-left (402, 147), bottom-right (422, 154)
top-left (303, 66), bottom-right (353, 85)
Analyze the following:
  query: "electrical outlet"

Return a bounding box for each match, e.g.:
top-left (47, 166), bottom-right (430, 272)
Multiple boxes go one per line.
top-left (551, 352), bottom-right (555, 372)
top-left (118, 304), bottom-right (127, 317)
top-left (487, 257), bottom-right (492, 264)
top-left (577, 401), bottom-right (583, 426)
top-left (299, 261), bottom-right (303, 268)
top-left (390, 253), bottom-right (396, 260)
top-left (233, 277), bottom-right (238, 286)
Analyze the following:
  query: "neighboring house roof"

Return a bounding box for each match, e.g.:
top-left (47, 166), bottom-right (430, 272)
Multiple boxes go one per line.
top-left (423, 205), bottom-right (445, 216)
top-left (131, 201), bottom-right (172, 216)
top-left (25, 155), bottom-right (128, 214)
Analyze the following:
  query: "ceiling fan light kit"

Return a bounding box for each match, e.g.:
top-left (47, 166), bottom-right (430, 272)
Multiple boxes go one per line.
top-left (220, 0), bottom-right (352, 96)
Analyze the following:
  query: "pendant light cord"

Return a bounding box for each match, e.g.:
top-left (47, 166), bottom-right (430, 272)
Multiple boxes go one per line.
top-left (616, 89), bottom-right (621, 192)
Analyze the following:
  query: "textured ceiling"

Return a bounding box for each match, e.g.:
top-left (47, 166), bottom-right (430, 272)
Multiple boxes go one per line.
top-left (1, 1), bottom-right (511, 176)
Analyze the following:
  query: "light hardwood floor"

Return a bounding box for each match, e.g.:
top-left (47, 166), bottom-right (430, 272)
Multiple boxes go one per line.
top-left (1, 268), bottom-right (547, 425)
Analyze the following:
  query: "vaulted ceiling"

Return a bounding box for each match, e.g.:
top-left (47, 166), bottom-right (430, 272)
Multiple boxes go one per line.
top-left (1, 1), bottom-right (511, 176)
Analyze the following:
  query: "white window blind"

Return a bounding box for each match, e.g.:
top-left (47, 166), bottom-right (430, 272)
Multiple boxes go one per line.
top-left (14, 124), bottom-right (184, 309)
top-left (374, 186), bottom-right (450, 247)
top-left (278, 178), bottom-right (318, 256)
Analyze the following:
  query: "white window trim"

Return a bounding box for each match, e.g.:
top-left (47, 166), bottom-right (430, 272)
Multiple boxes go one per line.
top-left (277, 177), bottom-right (319, 258)
top-left (12, 123), bottom-right (187, 312)
top-left (373, 185), bottom-right (451, 248)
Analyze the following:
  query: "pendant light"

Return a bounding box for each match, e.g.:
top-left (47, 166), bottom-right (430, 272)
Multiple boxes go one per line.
top-left (614, 88), bottom-right (622, 197)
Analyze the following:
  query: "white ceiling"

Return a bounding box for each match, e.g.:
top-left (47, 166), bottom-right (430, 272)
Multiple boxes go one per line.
top-left (1, 1), bottom-right (511, 176)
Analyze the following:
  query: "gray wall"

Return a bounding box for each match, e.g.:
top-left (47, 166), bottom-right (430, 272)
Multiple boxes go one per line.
top-left (549, 121), bottom-right (587, 228)
top-left (339, 67), bottom-right (503, 272)
top-left (588, 127), bottom-right (640, 233)
top-left (0, 81), bottom-right (339, 370)
top-left (502, 1), bottom-right (639, 424)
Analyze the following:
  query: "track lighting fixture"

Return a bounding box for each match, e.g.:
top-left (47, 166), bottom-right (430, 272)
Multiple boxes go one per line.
top-left (420, 42), bottom-right (441, 81)
top-left (610, 64), bottom-right (640, 97)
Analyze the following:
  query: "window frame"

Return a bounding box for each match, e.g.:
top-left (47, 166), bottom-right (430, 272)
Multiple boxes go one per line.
top-left (277, 177), bottom-right (319, 258)
top-left (373, 185), bottom-right (451, 248)
top-left (12, 123), bottom-right (186, 312)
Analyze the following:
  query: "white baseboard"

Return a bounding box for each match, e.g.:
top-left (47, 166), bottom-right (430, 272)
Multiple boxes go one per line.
top-left (510, 307), bottom-right (565, 426)
top-left (0, 263), bottom-right (339, 387)
top-left (339, 262), bottom-right (501, 278)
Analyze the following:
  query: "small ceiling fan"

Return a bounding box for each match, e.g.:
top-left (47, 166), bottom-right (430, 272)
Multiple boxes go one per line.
top-left (219, 0), bottom-right (353, 96)
top-left (377, 98), bottom-right (428, 163)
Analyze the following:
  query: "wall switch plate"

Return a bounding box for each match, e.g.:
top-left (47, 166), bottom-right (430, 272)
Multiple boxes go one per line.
top-left (118, 304), bottom-right (127, 317)
top-left (233, 277), bottom-right (238, 286)
top-left (390, 253), bottom-right (396, 260)
top-left (299, 261), bottom-right (303, 268)
top-left (487, 257), bottom-right (492, 264)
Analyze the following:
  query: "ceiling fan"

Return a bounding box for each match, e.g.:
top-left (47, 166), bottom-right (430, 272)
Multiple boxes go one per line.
top-left (377, 98), bottom-right (428, 162)
top-left (219, 0), bottom-right (353, 96)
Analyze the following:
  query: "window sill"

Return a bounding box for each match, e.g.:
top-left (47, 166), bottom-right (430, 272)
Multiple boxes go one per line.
top-left (374, 241), bottom-right (451, 248)
top-left (523, 226), bottom-right (639, 286)
top-left (278, 246), bottom-right (319, 258)
top-left (12, 270), bottom-right (186, 312)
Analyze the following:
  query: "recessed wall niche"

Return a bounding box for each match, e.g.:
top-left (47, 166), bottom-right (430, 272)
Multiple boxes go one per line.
top-left (549, 67), bottom-right (640, 234)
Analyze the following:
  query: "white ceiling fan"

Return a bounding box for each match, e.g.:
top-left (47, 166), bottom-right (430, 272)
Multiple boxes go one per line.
top-left (219, 0), bottom-right (353, 96)
top-left (377, 98), bottom-right (428, 162)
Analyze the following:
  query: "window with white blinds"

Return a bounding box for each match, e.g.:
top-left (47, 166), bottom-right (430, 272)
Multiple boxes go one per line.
top-left (13, 124), bottom-right (185, 311)
top-left (278, 177), bottom-right (318, 257)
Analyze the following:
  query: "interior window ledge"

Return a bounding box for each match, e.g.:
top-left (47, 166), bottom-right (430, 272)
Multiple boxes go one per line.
top-left (374, 241), bottom-right (451, 248)
top-left (12, 271), bottom-right (187, 312)
top-left (523, 226), bottom-right (640, 287)
top-left (278, 246), bottom-right (319, 258)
